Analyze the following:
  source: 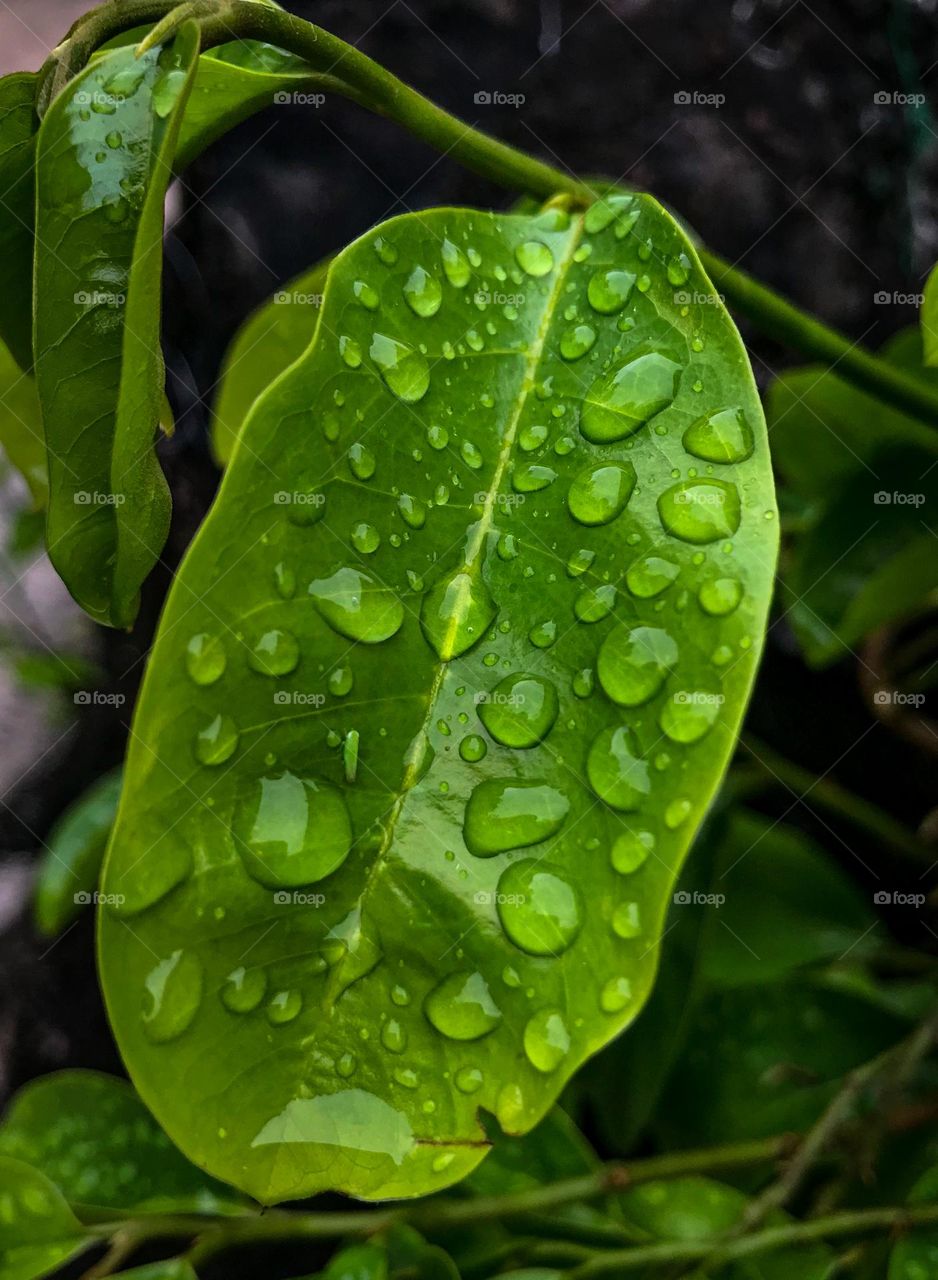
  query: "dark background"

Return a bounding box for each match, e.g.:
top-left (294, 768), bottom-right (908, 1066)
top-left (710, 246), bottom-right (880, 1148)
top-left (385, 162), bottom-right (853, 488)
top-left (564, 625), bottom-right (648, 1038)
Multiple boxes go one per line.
top-left (1, 0), bottom-right (936, 1119)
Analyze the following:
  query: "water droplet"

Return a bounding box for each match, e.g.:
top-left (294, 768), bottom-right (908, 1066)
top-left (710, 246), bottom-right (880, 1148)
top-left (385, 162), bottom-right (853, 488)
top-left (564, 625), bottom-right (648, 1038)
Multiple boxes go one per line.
top-left (568, 462), bottom-right (636, 526)
top-left (587, 268), bottom-right (636, 314)
top-left (513, 462), bottom-right (556, 492)
top-left (566, 548), bottom-right (595, 577)
top-left (611, 828), bottom-right (654, 875)
top-left (248, 629), bottom-right (299, 676)
top-left (398, 493), bottom-right (426, 529)
top-left (351, 522), bottom-right (381, 555)
top-left (587, 726), bottom-right (651, 810)
top-left (267, 989), bottom-right (302, 1025)
top-left (497, 532), bottom-right (519, 561)
top-left (683, 407), bottom-right (754, 464)
top-left (612, 901), bottom-right (642, 939)
top-left (520, 422), bottom-right (549, 452)
top-left (461, 439), bottom-right (483, 470)
top-left (352, 279), bottom-right (379, 310)
top-left (151, 67), bottom-right (187, 119)
top-left (348, 442), bottom-right (376, 480)
top-left (559, 324), bottom-right (596, 360)
top-left (626, 555), bottom-right (679, 599)
top-left (233, 772), bottom-right (352, 887)
top-left (185, 633), bottom-right (225, 685)
top-left (523, 1007), bottom-right (570, 1072)
top-left (515, 240), bottom-right (554, 276)
top-left (478, 673), bottom-right (559, 747)
top-left (393, 1067), bottom-right (418, 1089)
top-left (496, 860), bottom-right (582, 955)
top-left (221, 966), bottom-right (267, 1014)
top-left (343, 730), bottom-right (359, 784)
top-left (666, 252), bottom-right (692, 286)
top-left (442, 239), bottom-right (471, 287)
top-left (142, 950), bottom-right (202, 1043)
top-left (665, 798), bottom-right (692, 829)
top-left (328, 665), bottom-right (353, 697)
top-left (464, 779), bottom-right (569, 856)
top-left (381, 1018), bottom-right (407, 1053)
top-left (420, 569), bottom-right (496, 660)
top-left (529, 619), bottom-right (557, 649)
top-left (574, 583), bottom-right (615, 623)
top-left (597, 624), bottom-right (678, 706)
top-left (370, 333), bottom-right (429, 402)
top-left (580, 351), bottom-right (682, 443)
top-left (274, 562), bottom-right (296, 599)
top-left (459, 734), bottom-right (487, 762)
top-left (194, 714), bottom-right (239, 766)
top-left (391, 984), bottom-right (411, 1007)
top-left (583, 192), bottom-right (637, 234)
top-left (424, 971), bottom-right (501, 1040)
top-left (309, 567), bottom-right (404, 642)
top-left (455, 1065), bottom-right (483, 1094)
top-left (659, 690), bottom-right (721, 743)
top-left (658, 480), bottom-right (741, 543)
top-left (105, 130), bottom-right (122, 149)
top-left (600, 976), bottom-right (632, 1013)
top-left (427, 423), bottom-right (449, 450)
top-left (339, 336), bottom-right (361, 369)
top-left (374, 235), bottom-right (398, 266)
top-left (572, 667), bottom-right (594, 698)
top-left (403, 265), bottom-right (442, 317)
top-left (698, 576), bottom-right (743, 616)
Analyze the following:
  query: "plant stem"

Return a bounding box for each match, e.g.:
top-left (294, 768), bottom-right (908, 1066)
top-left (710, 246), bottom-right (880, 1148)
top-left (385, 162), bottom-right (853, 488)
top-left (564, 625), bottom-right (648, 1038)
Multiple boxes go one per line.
top-left (739, 734), bottom-right (935, 865)
top-left (567, 1203), bottom-right (938, 1276)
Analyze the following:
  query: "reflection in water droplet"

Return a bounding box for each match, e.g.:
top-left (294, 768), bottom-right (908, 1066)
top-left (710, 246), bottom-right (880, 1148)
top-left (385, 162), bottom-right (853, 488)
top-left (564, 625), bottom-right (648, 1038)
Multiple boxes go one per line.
top-left (427, 423), bottom-right (449, 450)
top-left (698, 577), bottom-right (743, 616)
top-left (665, 798), bottom-right (692, 829)
top-left (424, 971), bottom-right (501, 1040)
top-left (442, 239), bottom-right (471, 287)
top-left (194, 715), bottom-right (239, 766)
top-left (374, 236), bottom-right (398, 266)
top-left (520, 422), bottom-right (548, 452)
top-left (600, 976), bottom-right (633, 1013)
top-left (459, 734), bottom-right (488, 762)
top-left (598, 624), bottom-right (678, 706)
top-left (353, 279), bottom-right (379, 310)
top-left (612, 900), bottom-right (642, 939)
top-left (568, 462), bottom-right (636, 526)
top-left (587, 726), bottom-right (650, 810)
top-left (455, 1065), bottom-right (484, 1094)
top-left (142, 950), bottom-right (202, 1043)
top-left (266, 990), bottom-right (303, 1025)
top-left (248, 629), bottom-right (300, 677)
top-left (658, 480), bottom-right (741, 544)
top-left (403, 265), bottom-right (443, 317)
top-left (420, 569), bottom-right (496, 660)
top-left (221, 966), bottom-right (267, 1014)
top-left (524, 1008), bottom-right (570, 1073)
top-left (461, 439), bottom-right (483, 470)
top-left (611, 828), bottom-right (655, 875)
top-left (479, 673), bottom-right (559, 747)
top-left (626, 555), bottom-right (680, 599)
top-left (683, 407), bottom-right (754, 464)
top-left (370, 333), bottom-right (430, 402)
top-left (398, 493), bottom-right (427, 529)
top-left (572, 668), bottom-right (594, 698)
top-left (580, 351), bottom-right (682, 444)
top-left (529, 619), bottom-right (557, 649)
top-left (464, 779), bottom-right (570, 856)
top-left (351, 522), bottom-right (381, 555)
top-left (567, 548), bottom-right (595, 577)
top-left (659, 690), bottom-right (721, 743)
top-left (233, 772), bottom-right (352, 887)
top-left (328, 666), bottom-right (353, 697)
top-left (512, 462), bottom-right (557, 493)
top-left (559, 324), bottom-right (596, 360)
top-left (339, 335), bottom-right (362, 368)
top-left (186, 633), bottom-right (225, 685)
top-left (309, 567), bottom-right (404, 643)
top-left (515, 240), bottom-right (554, 277)
top-left (381, 1018), bottom-right (407, 1053)
top-left (574, 583), bottom-right (616, 623)
top-left (496, 859), bottom-right (583, 955)
top-left (348, 442), bottom-right (376, 480)
top-left (587, 268), bottom-right (636, 314)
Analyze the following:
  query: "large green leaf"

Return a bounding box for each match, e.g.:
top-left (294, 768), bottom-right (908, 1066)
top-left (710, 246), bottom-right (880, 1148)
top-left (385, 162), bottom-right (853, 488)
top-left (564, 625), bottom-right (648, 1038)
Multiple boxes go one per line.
top-left (0, 73), bottom-right (39, 373)
top-left (213, 255), bottom-right (331, 465)
top-left (34, 768), bottom-right (122, 938)
top-left (0, 1071), bottom-right (241, 1213)
top-left (100, 193), bottom-right (777, 1203)
top-left (35, 31), bottom-right (201, 628)
top-left (0, 1156), bottom-right (88, 1280)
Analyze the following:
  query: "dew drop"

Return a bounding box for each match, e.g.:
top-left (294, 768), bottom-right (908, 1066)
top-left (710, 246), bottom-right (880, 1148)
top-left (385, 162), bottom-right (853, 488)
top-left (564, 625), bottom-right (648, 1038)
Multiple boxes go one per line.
top-left (559, 324), bottom-right (596, 360)
top-left (683, 407), bottom-right (754, 464)
top-left (698, 576), bottom-right (743, 616)
top-left (351, 522), bottom-right (381, 555)
top-left (442, 239), bottom-right (471, 287)
top-left (427, 423), bottom-right (449, 450)
top-left (381, 1018), bottom-right (407, 1053)
top-left (420, 569), bottom-right (496, 660)
top-left (455, 1065), bottom-right (484, 1094)
top-left (665, 797), bottom-right (693, 829)
top-left (185, 633), bottom-right (225, 685)
top-left (519, 422), bottom-right (549, 452)
top-left (194, 714), bottom-right (239, 766)
top-left (529, 619), bottom-right (557, 649)
top-left (398, 493), bottom-right (427, 529)
top-left (658, 480), bottom-right (741, 544)
top-left (587, 726), bottom-right (651, 810)
top-left (221, 966), bottom-right (267, 1014)
top-left (328, 665), bottom-right (353, 697)
top-left (142, 950), bottom-right (202, 1043)
top-left (352, 279), bottom-right (379, 310)
top-left (370, 333), bottom-right (430, 402)
top-left (513, 462), bottom-right (557, 493)
top-left (459, 734), bottom-right (488, 762)
top-left (626, 555), bottom-right (680, 599)
top-left (461, 439), bottom-right (483, 470)
top-left (233, 772), bottom-right (353, 887)
top-left (659, 689), bottom-right (721, 743)
top-left (597, 624), bottom-right (678, 706)
top-left (248, 629), bottom-right (300, 677)
top-left (374, 236), bottom-right (398, 266)
top-left (464, 779), bottom-right (570, 856)
top-left (496, 860), bottom-right (583, 955)
top-left (568, 462), bottom-right (636, 526)
top-left (600, 976), bottom-right (633, 1013)
top-left (515, 240), bottom-right (554, 277)
top-left (587, 268), bottom-right (636, 314)
top-left (574, 583), bottom-right (615, 623)
top-left (348, 442), bottom-right (376, 480)
top-left (267, 989), bottom-right (302, 1025)
top-left (524, 1008), bottom-right (570, 1073)
top-left (612, 901), bottom-right (642, 939)
top-left (572, 667), bottom-right (594, 698)
top-left (580, 351), bottom-right (682, 444)
top-left (403, 265), bottom-right (443, 317)
top-left (567, 548), bottom-right (595, 577)
top-left (339, 335), bottom-right (362, 368)
top-left (309, 567), bottom-right (404, 643)
top-left (478, 673), bottom-right (559, 748)
top-left (424, 971), bottom-right (501, 1040)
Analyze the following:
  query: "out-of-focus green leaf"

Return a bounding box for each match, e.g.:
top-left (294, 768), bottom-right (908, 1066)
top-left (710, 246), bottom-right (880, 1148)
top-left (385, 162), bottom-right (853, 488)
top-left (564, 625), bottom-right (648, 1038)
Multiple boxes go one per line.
top-left (316, 1244), bottom-right (388, 1280)
top-left (466, 1108), bottom-right (597, 1195)
top-left (0, 73), bottom-right (39, 373)
top-left (0, 1156), bottom-right (88, 1280)
top-left (701, 810), bottom-right (878, 986)
top-left (922, 264), bottom-right (938, 367)
top-left (110, 1264), bottom-right (198, 1280)
top-left (34, 768), bottom-right (122, 938)
top-left (0, 336), bottom-right (45, 506)
top-left (99, 194), bottom-right (777, 1204)
top-left (889, 1165), bottom-right (938, 1279)
top-left (35, 30), bottom-right (201, 628)
top-left (213, 256), bottom-right (331, 465)
top-left (7, 648), bottom-right (100, 694)
top-left (0, 1071), bottom-right (242, 1213)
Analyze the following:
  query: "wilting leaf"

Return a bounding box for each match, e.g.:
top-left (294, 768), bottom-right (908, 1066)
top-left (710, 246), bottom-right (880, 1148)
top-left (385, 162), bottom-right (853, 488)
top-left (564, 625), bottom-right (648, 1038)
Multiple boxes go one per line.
top-left (766, 330), bottom-right (938, 665)
top-left (34, 30), bottom-right (201, 628)
top-left (0, 73), bottom-right (39, 373)
top-left (33, 769), bottom-right (122, 938)
top-left (0, 1070), bottom-right (241, 1213)
top-left (0, 1155), bottom-right (88, 1280)
top-left (213, 256), bottom-right (331, 464)
top-left (100, 194), bottom-right (776, 1202)
top-left (0, 336), bottom-right (45, 506)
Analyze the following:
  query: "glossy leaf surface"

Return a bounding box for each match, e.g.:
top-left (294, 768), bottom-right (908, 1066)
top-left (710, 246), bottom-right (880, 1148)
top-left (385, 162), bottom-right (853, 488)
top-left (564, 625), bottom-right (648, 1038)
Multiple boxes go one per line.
top-left (34, 31), bottom-right (200, 627)
top-left (100, 195), bottom-right (776, 1203)
top-left (0, 1071), bottom-right (241, 1213)
top-left (34, 768), bottom-right (122, 937)
top-left (0, 1156), bottom-right (87, 1280)
top-left (0, 73), bottom-right (39, 373)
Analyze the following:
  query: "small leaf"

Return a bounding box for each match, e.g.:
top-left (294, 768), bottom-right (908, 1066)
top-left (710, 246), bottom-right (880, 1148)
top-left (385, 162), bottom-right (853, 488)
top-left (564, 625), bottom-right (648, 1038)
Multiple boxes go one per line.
top-left (100, 197), bottom-right (777, 1202)
top-left (0, 73), bottom-right (39, 373)
top-left (213, 256), bottom-right (331, 464)
top-left (0, 1155), bottom-right (87, 1280)
top-left (35, 30), bottom-right (201, 627)
top-left (33, 768), bottom-right (122, 938)
top-left (0, 335), bottom-right (45, 506)
top-left (0, 1070), bottom-right (242, 1213)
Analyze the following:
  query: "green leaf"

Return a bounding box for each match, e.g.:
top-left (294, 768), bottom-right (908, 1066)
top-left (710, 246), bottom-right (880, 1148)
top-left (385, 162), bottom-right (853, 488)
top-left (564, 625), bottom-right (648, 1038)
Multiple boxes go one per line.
top-left (0, 1155), bottom-right (87, 1280)
top-left (0, 73), bottom-right (39, 373)
top-left (316, 1244), bottom-right (388, 1280)
top-left (0, 335), bottom-right (45, 507)
top-left (33, 768), bottom-right (122, 938)
top-left (99, 195), bottom-right (777, 1203)
top-left (619, 1176), bottom-right (833, 1279)
top-left (465, 1108), bottom-right (596, 1195)
top-left (0, 1070), bottom-right (242, 1213)
top-left (700, 810), bottom-right (878, 986)
top-left (889, 1165), bottom-right (938, 1279)
top-left (922, 262), bottom-right (938, 367)
top-left (35, 30), bottom-right (201, 628)
top-left (110, 1264), bottom-right (198, 1280)
top-left (213, 255), bottom-right (331, 465)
